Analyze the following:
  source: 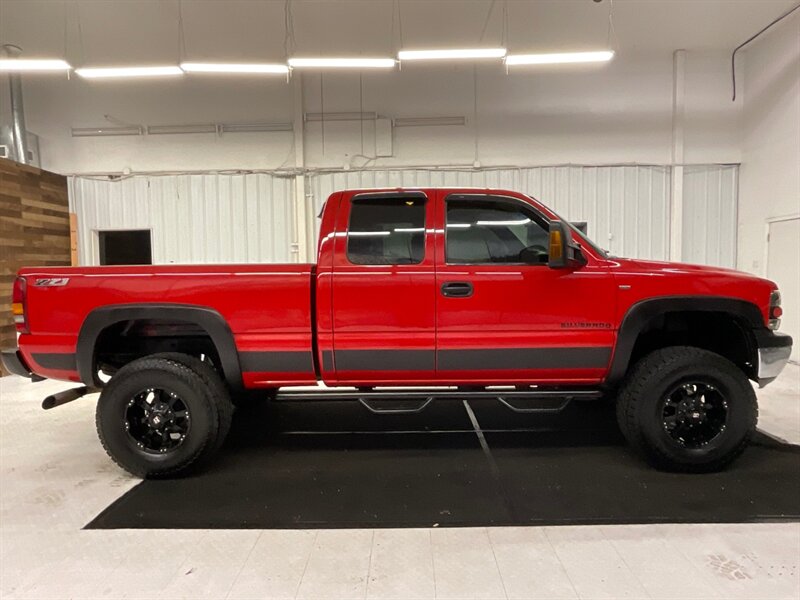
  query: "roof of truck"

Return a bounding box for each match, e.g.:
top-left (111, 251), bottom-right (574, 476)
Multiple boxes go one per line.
top-left (333, 187), bottom-right (528, 195)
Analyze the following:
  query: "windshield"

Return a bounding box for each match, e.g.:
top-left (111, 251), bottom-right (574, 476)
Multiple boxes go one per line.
top-left (526, 197), bottom-right (608, 258)
top-left (566, 220), bottom-right (608, 258)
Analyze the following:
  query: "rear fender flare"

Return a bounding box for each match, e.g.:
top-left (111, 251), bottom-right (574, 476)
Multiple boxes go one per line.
top-left (76, 304), bottom-right (242, 389)
top-left (606, 296), bottom-right (763, 387)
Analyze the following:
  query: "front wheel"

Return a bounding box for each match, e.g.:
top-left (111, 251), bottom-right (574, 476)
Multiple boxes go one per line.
top-left (616, 346), bottom-right (758, 472)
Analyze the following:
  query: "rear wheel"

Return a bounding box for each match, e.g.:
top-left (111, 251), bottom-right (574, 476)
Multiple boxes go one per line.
top-left (96, 355), bottom-right (230, 478)
top-left (616, 346), bottom-right (757, 472)
top-left (148, 352), bottom-right (233, 451)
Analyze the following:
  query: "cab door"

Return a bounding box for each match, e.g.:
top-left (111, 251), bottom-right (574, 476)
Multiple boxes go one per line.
top-left (329, 191), bottom-right (436, 384)
top-left (434, 192), bottom-right (616, 384)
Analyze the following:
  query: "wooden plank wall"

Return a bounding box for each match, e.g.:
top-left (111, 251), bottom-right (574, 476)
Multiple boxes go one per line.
top-left (0, 158), bottom-right (71, 374)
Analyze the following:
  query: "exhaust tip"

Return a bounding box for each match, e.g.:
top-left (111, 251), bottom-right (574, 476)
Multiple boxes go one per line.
top-left (41, 386), bottom-right (91, 410)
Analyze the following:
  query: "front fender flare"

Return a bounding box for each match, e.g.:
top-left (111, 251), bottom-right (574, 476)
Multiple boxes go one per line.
top-left (605, 296), bottom-right (763, 387)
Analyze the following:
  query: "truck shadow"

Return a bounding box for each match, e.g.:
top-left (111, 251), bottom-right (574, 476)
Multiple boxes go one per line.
top-left (229, 396), bottom-right (623, 449)
top-left (85, 397), bottom-right (800, 529)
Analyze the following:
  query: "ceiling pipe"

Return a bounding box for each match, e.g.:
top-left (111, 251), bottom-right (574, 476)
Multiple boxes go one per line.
top-left (730, 2), bottom-right (800, 101)
top-left (1, 44), bottom-right (30, 164)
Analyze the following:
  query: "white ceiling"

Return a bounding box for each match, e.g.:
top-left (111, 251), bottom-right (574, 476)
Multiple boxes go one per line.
top-left (0, 0), bottom-right (792, 174)
top-left (0, 0), bottom-right (797, 65)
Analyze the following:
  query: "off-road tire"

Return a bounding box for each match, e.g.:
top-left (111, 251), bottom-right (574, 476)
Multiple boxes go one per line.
top-left (148, 352), bottom-right (233, 451)
top-left (96, 355), bottom-right (227, 478)
top-left (616, 346), bottom-right (758, 472)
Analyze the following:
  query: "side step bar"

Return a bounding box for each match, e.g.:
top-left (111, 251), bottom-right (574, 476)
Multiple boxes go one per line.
top-left (497, 396), bottom-right (571, 414)
top-left (358, 397), bottom-right (434, 414)
top-left (274, 388), bottom-right (603, 415)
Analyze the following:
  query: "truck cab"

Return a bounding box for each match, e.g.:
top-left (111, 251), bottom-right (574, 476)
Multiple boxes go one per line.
top-left (316, 189), bottom-right (615, 386)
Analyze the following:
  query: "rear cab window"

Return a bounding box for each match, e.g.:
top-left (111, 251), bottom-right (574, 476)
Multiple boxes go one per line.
top-left (347, 196), bottom-right (426, 265)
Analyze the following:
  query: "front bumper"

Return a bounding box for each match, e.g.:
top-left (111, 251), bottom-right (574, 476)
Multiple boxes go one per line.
top-left (1, 348), bottom-right (36, 379)
top-left (755, 331), bottom-right (793, 386)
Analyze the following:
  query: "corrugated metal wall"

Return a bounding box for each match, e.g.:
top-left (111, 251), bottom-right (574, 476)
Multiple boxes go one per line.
top-left (69, 165), bottom-right (737, 267)
top-left (681, 165), bottom-right (738, 267)
top-left (309, 166), bottom-right (674, 261)
top-left (69, 174), bottom-right (295, 265)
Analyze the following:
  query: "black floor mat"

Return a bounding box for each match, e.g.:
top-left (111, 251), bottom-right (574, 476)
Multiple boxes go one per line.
top-left (86, 398), bottom-right (800, 529)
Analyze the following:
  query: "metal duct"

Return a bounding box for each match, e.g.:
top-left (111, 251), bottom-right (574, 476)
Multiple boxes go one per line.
top-left (1, 44), bottom-right (30, 164)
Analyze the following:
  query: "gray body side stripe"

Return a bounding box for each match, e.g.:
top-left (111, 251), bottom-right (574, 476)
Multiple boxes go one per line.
top-left (239, 351), bottom-right (314, 373)
top-left (437, 347), bottom-right (612, 371)
top-left (314, 347), bottom-right (612, 372)
top-left (31, 353), bottom-right (78, 371)
top-left (334, 349), bottom-right (435, 371)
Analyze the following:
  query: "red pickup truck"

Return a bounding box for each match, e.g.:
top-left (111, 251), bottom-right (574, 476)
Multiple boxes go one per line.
top-left (3, 188), bottom-right (792, 478)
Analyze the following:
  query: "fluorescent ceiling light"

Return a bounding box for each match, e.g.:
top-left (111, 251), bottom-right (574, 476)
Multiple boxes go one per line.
top-left (0, 59), bottom-right (71, 72)
top-left (398, 48), bottom-right (506, 61)
top-left (181, 62), bottom-right (289, 74)
top-left (288, 58), bottom-right (395, 69)
top-left (76, 66), bottom-right (184, 79)
top-left (147, 124), bottom-right (216, 135)
top-left (505, 50), bottom-right (615, 66)
top-left (393, 116), bottom-right (465, 127)
top-left (72, 126), bottom-right (143, 137)
top-left (220, 122), bottom-right (293, 133)
top-left (305, 111), bottom-right (377, 122)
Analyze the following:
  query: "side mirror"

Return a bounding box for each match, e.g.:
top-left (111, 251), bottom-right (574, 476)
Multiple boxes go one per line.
top-left (548, 221), bottom-right (586, 269)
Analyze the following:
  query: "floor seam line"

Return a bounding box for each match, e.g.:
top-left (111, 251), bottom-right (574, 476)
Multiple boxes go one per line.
top-left (364, 529), bottom-right (376, 600)
top-left (485, 527), bottom-right (510, 600)
top-left (541, 528), bottom-right (583, 600)
top-left (599, 528), bottom-right (655, 599)
top-left (429, 529), bottom-right (437, 600)
top-left (223, 530), bottom-right (262, 600)
top-left (294, 530), bottom-right (318, 600)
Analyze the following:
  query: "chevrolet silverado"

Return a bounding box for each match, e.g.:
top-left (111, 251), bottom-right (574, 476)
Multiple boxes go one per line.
top-left (3, 188), bottom-right (793, 477)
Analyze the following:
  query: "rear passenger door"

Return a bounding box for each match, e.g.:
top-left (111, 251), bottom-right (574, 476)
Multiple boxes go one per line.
top-left (330, 191), bottom-right (436, 383)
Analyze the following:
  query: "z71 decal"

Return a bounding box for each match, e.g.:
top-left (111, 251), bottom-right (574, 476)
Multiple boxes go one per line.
top-left (34, 278), bottom-right (70, 287)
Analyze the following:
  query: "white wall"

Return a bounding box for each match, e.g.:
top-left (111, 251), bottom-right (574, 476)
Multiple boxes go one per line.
top-left (1, 50), bottom-right (742, 175)
top-left (70, 164), bottom-right (738, 267)
top-left (69, 173), bottom-right (296, 265)
top-left (737, 10), bottom-right (800, 359)
top-left (1, 0), bottom-right (767, 175)
top-left (309, 165), bottom-right (673, 260)
top-left (737, 11), bottom-right (800, 276)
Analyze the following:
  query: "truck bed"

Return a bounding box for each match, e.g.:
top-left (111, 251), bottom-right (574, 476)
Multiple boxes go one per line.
top-left (18, 264), bottom-right (317, 387)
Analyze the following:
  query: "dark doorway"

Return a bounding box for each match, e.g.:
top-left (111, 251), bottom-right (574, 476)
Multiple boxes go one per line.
top-left (98, 230), bottom-right (152, 266)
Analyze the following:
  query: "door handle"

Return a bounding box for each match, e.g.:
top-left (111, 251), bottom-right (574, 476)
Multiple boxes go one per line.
top-left (441, 282), bottom-right (473, 298)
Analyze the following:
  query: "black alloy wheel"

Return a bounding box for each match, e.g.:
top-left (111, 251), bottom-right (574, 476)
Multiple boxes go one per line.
top-left (96, 354), bottom-right (232, 478)
top-left (124, 387), bottom-right (191, 454)
top-left (616, 346), bottom-right (757, 472)
top-left (661, 382), bottom-right (729, 449)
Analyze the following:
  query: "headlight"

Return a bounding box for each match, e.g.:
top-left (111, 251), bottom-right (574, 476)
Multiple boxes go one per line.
top-left (769, 290), bottom-right (782, 331)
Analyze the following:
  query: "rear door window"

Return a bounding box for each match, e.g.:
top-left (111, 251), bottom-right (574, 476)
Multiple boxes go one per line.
top-left (347, 197), bottom-right (426, 265)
